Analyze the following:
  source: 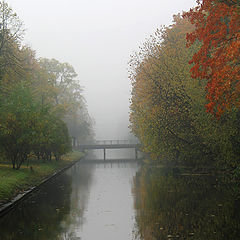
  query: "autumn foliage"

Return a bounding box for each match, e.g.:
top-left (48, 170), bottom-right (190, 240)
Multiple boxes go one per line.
top-left (130, 16), bottom-right (208, 164)
top-left (183, 0), bottom-right (240, 117)
top-left (130, 14), bottom-right (240, 168)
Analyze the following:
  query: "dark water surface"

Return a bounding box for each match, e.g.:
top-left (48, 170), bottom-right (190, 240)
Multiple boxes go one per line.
top-left (0, 159), bottom-right (240, 240)
top-left (133, 167), bottom-right (240, 240)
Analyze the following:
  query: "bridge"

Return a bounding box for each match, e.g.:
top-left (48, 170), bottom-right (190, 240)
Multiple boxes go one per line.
top-left (73, 140), bottom-right (141, 160)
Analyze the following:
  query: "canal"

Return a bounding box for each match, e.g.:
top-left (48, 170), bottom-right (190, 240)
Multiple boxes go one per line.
top-left (0, 153), bottom-right (240, 239)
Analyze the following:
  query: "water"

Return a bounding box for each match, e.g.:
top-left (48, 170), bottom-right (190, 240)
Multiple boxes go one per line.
top-left (0, 156), bottom-right (240, 240)
top-left (133, 166), bottom-right (240, 240)
top-left (0, 158), bottom-right (139, 240)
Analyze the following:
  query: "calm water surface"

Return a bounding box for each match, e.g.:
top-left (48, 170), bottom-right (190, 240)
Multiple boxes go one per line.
top-left (0, 158), bottom-right (240, 240)
top-left (0, 160), bottom-right (139, 240)
top-left (133, 167), bottom-right (240, 240)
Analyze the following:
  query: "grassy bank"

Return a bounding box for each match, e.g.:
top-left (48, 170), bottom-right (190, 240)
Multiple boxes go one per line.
top-left (0, 151), bottom-right (84, 204)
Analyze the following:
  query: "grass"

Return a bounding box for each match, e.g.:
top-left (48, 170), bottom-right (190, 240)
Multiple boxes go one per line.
top-left (0, 151), bottom-right (84, 204)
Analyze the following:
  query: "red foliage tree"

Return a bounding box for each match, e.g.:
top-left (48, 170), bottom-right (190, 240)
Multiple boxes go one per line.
top-left (183, 0), bottom-right (240, 117)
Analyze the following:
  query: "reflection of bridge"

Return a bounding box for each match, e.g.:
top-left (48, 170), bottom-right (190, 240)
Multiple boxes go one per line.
top-left (73, 140), bottom-right (141, 160)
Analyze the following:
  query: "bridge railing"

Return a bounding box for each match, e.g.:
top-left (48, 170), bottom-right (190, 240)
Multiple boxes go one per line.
top-left (76, 140), bottom-right (139, 146)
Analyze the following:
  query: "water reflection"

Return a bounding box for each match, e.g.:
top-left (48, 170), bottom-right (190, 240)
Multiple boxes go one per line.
top-left (0, 172), bottom-right (73, 239)
top-left (59, 163), bottom-right (95, 239)
top-left (84, 149), bottom-right (136, 160)
top-left (133, 166), bottom-right (240, 240)
top-left (74, 161), bottom-right (139, 240)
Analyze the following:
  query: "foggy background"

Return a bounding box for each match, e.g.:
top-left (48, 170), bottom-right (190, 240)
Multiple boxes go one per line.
top-left (7, 0), bottom-right (196, 140)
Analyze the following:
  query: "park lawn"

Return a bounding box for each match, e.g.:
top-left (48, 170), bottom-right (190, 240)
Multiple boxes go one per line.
top-left (0, 151), bottom-right (83, 204)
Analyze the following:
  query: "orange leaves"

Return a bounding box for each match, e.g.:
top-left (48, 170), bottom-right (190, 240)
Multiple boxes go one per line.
top-left (183, 0), bottom-right (240, 117)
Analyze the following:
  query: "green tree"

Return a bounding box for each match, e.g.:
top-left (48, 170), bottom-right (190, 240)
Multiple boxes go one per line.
top-left (0, 84), bottom-right (40, 169)
top-left (38, 58), bottom-right (94, 144)
top-left (32, 112), bottom-right (72, 162)
top-left (38, 58), bottom-right (82, 113)
top-left (0, 3), bottom-right (93, 168)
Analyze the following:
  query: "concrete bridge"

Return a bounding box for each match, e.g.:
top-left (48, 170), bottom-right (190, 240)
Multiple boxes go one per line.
top-left (73, 140), bottom-right (141, 160)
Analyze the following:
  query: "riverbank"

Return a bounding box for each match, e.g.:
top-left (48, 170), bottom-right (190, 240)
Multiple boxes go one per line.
top-left (0, 151), bottom-right (84, 205)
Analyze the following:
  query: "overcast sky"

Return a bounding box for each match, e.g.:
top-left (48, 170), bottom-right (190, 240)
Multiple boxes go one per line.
top-left (7, 0), bottom-right (197, 140)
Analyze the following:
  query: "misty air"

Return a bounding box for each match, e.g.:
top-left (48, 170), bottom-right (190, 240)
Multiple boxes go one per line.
top-left (0, 0), bottom-right (239, 239)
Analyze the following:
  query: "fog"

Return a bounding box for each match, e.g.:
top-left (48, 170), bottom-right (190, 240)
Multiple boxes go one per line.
top-left (7, 0), bottom-right (196, 140)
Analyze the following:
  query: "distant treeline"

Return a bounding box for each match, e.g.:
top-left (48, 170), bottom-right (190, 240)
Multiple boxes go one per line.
top-left (0, 1), bottom-right (94, 169)
top-left (129, 1), bottom-right (240, 171)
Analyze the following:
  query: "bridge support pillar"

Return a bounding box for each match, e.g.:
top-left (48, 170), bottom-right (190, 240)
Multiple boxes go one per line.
top-left (72, 137), bottom-right (76, 147)
top-left (135, 148), bottom-right (138, 159)
top-left (103, 148), bottom-right (106, 160)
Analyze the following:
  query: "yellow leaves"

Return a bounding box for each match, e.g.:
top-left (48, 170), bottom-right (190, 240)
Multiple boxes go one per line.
top-left (129, 14), bottom-right (211, 163)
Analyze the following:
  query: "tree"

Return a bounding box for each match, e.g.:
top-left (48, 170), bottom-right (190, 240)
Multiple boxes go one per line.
top-left (38, 58), bottom-right (94, 144)
top-left (129, 16), bottom-right (210, 165)
top-left (0, 82), bottom-right (73, 169)
top-left (50, 119), bottom-right (71, 161)
top-left (38, 58), bottom-right (82, 112)
top-left (32, 112), bottom-right (72, 162)
top-left (0, 1), bottom-right (24, 81)
top-left (129, 14), bottom-right (240, 168)
top-left (0, 84), bottom-right (40, 169)
top-left (183, 0), bottom-right (240, 117)
top-left (0, 3), bottom-right (92, 168)
top-left (64, 105), bottom-right (95, 145)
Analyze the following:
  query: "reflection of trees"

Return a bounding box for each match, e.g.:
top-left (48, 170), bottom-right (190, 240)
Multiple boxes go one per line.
top-left (0, 173), bottom-right (72, 240)
top-left (133, 167), bottom-right (240, 240)
top-left (59, 163), bottom-right (95, 238)
top-left (0, 162), bottom-right (94, 240)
